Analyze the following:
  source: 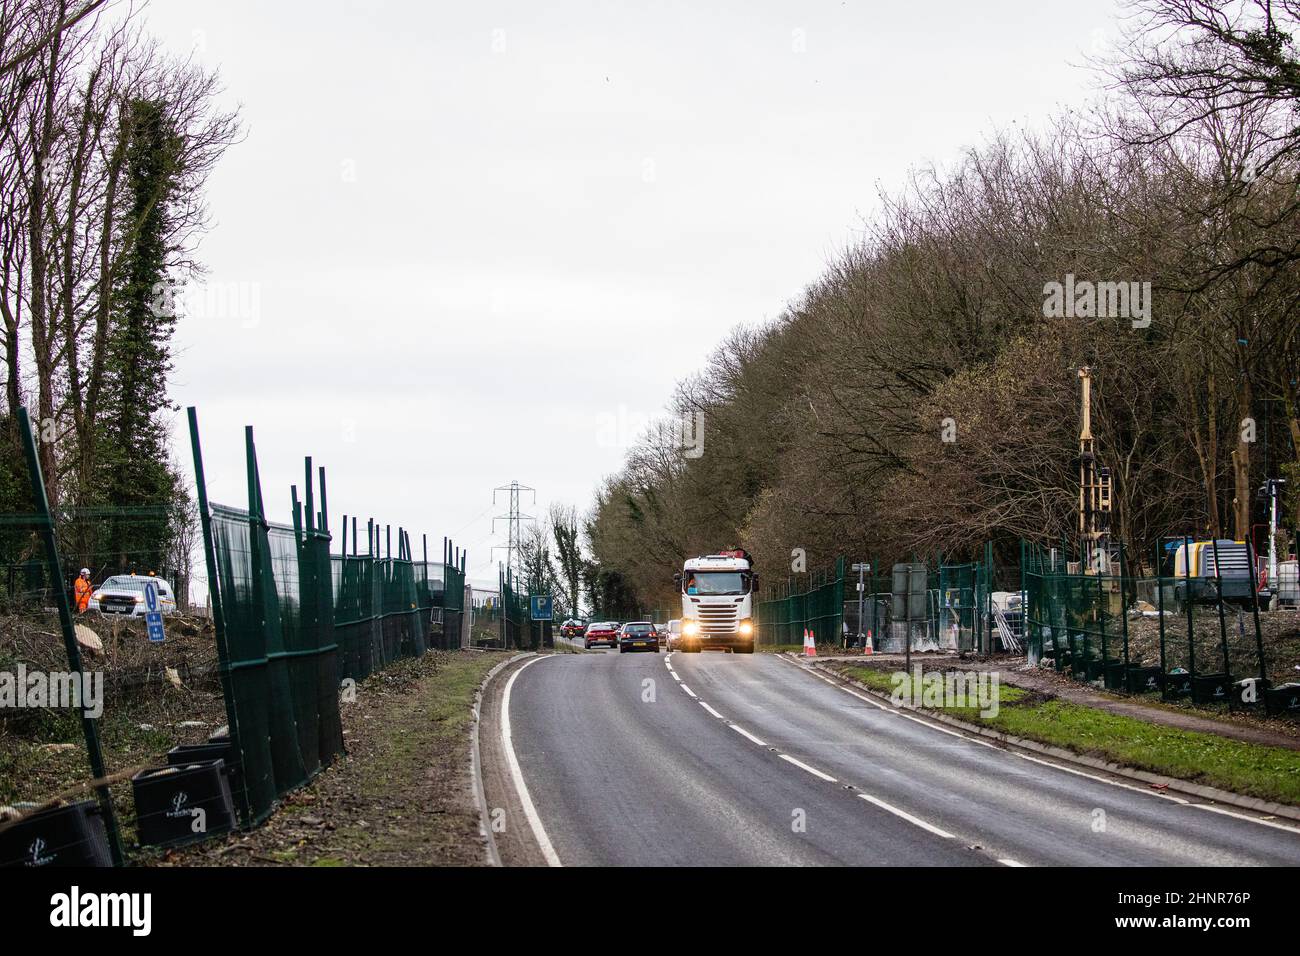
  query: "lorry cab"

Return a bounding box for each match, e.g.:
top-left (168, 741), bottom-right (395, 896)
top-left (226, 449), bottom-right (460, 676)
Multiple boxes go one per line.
top-left (675, 550), bottom-right (757, 653)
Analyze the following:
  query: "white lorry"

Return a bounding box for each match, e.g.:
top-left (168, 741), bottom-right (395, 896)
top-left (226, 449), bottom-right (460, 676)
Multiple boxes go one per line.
top-left (674, 550), bottom-right (757, 653)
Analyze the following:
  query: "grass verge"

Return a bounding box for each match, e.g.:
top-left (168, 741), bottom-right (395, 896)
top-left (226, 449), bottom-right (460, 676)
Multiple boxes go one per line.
top-left (839, 664), bottom-right (1300, 807)
top-left (161, 649), bottom-right (509, 866)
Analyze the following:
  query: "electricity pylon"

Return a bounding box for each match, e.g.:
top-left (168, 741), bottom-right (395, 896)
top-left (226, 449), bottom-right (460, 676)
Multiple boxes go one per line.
top-left (492, 481), bottom-right (535, 579)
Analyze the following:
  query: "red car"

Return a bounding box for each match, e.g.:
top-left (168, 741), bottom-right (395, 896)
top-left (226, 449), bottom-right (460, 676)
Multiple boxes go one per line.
top-left (583, 621), bottom-right (619, 649)
top-left (560, 619), bottom-right (586, 638)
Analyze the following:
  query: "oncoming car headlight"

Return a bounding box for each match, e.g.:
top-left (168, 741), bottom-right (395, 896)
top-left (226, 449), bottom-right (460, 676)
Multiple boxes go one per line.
top-left (738, 619), bottom-right (754, 636)
top-left (683, 620), bottom-right (699, 636)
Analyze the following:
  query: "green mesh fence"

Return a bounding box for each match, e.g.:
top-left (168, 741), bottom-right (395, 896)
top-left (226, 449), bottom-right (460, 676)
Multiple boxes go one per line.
top-left (189, 410), bottom-right (471, 827)
top-left (1022, 539), bottom-right (1286, 712)
top-left (938, 562), bottom-right (982, 652)
top-left (756, 557), bottom-right (845, 646)
top-left (499, 565), bottom-right (531, 650)
top-left (443, 556), bottom-right (466, 650)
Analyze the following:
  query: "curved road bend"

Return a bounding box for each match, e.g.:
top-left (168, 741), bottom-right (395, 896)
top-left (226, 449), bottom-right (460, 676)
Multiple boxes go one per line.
top-left (501, 649), bottom-right (1300, 866)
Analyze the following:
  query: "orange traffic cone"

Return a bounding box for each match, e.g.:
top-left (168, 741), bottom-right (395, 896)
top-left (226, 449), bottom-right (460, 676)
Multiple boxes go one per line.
top-left (804, 628), bottom-right (816, 657)
top-left (864, 630), bottom-right (873, 656)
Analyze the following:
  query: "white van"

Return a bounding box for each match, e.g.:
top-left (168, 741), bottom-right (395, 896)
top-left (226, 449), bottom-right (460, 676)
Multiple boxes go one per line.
top-left (665, 618), bottom-right (683, 651)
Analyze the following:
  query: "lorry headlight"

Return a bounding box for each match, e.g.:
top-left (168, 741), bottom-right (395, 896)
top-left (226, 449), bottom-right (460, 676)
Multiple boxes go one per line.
top-left (738, 620), bottom-right (754, 636)
top-left (684, 620), bottom-right (699, 636)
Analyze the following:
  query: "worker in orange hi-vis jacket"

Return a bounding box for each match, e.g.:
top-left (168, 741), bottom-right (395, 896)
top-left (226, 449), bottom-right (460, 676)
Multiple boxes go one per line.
top-left (74, 568), bottom-right (93, 613)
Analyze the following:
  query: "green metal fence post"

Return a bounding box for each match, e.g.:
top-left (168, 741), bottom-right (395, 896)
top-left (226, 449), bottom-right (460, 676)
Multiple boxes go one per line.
top-left (1184, 534), bottom-right (1195, 679)
top-left (18, 408), bottom-right (124, 866)
top-left (1244, 538), bottom-right (1269, 714)
top-left (1156, 563), bottom-right (1168, 698)
top-left (1210, 539), bottom-right (1231, 698)
top-left (1097, 569), bottom-right (1107, 679)
top-left (1119, 542), bottom-right (1131, 669)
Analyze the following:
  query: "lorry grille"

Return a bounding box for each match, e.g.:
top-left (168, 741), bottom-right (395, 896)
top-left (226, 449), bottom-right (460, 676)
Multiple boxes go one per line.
top-left (698, 605), bottom-right (738, 634)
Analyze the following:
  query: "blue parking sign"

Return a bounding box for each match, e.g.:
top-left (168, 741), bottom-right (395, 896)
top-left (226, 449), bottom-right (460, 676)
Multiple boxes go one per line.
top-left (530, 594), bottom-right (553, 621)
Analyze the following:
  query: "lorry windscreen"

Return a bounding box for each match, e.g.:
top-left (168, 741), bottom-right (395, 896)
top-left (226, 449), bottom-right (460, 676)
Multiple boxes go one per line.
top-left (686, 571), bottom-right (750, 595)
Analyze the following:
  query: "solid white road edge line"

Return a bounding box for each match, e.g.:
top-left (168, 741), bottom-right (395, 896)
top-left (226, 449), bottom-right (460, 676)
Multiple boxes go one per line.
top-left (998, 858), bottom-right (1027, 867)
top-left (1191, 802), bottom-right (1300, 836)
top-left (501, 655), bottom-right (562, 867)
top-left (471, 653), bottom-right (531, 867)
top-left (699, 701), bottom-right (725, 719)
top-left (859, 793), bottom-right (954, 839)
top-left (779, 754), bottom-right (837, 782)
top-left (778, 655), bottom-right (1195, 807)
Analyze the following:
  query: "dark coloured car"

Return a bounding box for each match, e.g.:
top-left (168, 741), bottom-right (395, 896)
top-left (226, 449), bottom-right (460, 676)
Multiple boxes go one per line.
top-left (618, 621), bottom-right (659, 653)
top-left (583, 621), bottom-right (619, 649)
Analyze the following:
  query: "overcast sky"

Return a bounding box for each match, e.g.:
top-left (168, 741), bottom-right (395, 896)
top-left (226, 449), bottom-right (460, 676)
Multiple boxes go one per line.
top-left (143, 0), bottom-right (1124, 587)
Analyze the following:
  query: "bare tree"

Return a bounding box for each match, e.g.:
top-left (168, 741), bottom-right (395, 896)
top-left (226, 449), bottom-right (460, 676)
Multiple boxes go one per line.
top-left (1, 0), bottom-right (239, 511)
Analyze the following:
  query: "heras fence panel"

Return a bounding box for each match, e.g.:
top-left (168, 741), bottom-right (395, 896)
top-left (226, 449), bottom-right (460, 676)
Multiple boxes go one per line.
top-left (332, 553), bottom-right (384, 681)
top-left (444, 557), bottom-right (466, 650)
top-left (191, 420), bottom-right (347, 826)
top-left (757, 558), bottom-right (845, 646)
top-left (938, 562), bottom-right (978, 652)
top-left (206, 501), bottom-right (296, 826)
top-left (291, 466), bottom-right (344, 769)
top-left (499, 567), bottom-right (530, 649)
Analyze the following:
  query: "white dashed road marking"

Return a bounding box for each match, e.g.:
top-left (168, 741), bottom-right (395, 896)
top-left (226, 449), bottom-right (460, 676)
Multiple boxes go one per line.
top-left (779, 754), bottom-right (838, 783)
top-left (729, 724), bottom-right (768, 746)
top-left (859, 793), bottom-right (954, 839)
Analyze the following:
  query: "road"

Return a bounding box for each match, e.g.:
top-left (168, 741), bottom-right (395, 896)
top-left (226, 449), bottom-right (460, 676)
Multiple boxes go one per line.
top-left (491, 647), bottom-right (1300, 866)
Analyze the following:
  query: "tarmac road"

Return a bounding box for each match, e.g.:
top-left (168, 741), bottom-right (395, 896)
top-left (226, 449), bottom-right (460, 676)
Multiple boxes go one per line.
top-left (495, 648), bottom-right (1300, 866)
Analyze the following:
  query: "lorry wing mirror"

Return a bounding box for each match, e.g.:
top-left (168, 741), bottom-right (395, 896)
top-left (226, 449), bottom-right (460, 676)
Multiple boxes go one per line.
top-left (673, 573), bottom-right (682, 586)
top-left (751, 573), bottom-right (758, 592)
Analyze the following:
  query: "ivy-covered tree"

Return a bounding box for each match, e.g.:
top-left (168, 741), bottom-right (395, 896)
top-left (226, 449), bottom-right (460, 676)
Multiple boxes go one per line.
top-left (93, 97), bottom-right (185, 574)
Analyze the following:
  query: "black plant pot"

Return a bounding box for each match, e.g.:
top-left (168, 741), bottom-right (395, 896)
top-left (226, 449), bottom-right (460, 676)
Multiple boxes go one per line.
top-left (1265, 683), bottom-right (1300, 715)
top-left (1125, 666), bottom-right (1162, 694)
top-left (1191, 673), bottom-right (1232, 704)
top-left (1230, 677), bottom-right (1269, 708)
top-left (1162, 672), bottom-right (1193, 699)
top-left (0, 799), bottom-right (112, 867)
top-left (132, 759), bottom-right (235, 848)
top-left (1103, 662), bottom-right (1127, 690)
top-left (167, 741), bottom-right (233, 768)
